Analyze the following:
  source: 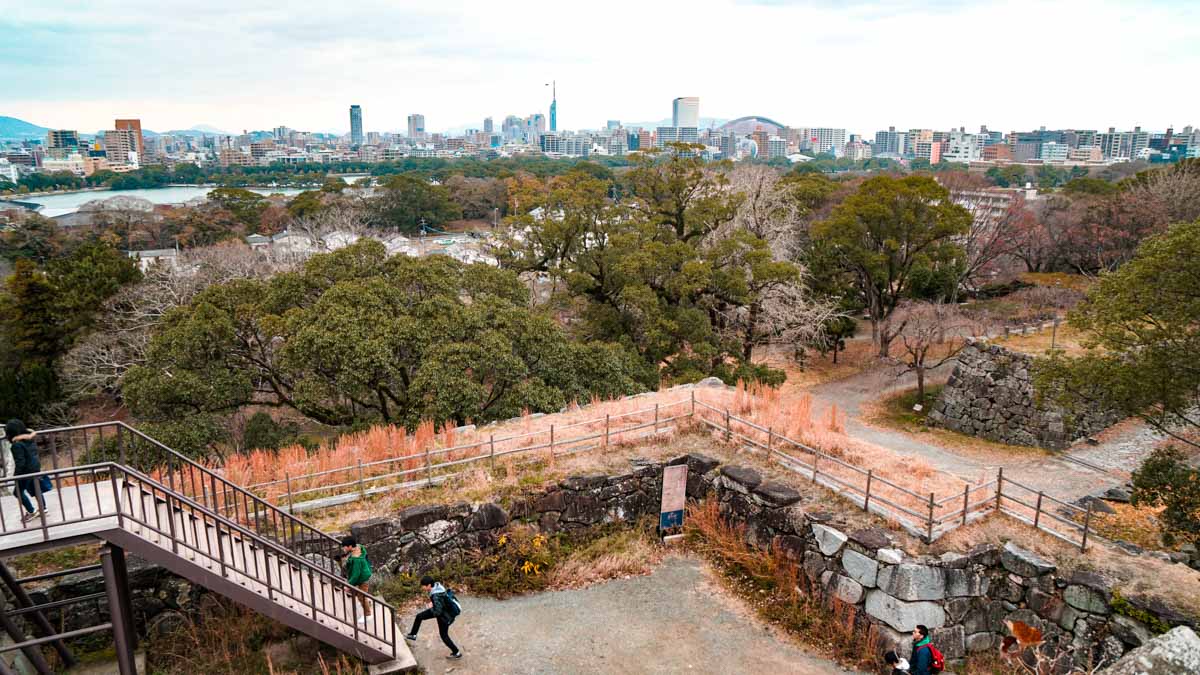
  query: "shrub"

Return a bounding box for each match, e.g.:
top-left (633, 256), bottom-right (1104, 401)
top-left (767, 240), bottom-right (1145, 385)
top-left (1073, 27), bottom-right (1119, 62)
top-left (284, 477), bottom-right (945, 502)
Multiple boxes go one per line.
top-left (1130, 447), bottom-right (1200, 548)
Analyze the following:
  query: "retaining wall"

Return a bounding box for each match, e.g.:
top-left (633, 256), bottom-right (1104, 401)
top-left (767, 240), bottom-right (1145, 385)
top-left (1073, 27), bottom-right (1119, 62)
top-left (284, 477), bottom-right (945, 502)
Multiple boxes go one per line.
top-left (929, 342), bottom-right (1120, 449)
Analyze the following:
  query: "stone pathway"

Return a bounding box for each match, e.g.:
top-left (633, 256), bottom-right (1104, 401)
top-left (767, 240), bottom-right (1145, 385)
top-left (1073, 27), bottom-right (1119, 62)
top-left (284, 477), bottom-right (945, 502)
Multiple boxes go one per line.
top-left (402, 555), bottom-right (857, 675)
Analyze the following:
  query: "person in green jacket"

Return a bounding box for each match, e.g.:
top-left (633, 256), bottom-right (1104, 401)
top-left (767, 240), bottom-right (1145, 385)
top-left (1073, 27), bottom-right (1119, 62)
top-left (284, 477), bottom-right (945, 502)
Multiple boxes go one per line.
top-left (340, 536), bottom-right (373, 625)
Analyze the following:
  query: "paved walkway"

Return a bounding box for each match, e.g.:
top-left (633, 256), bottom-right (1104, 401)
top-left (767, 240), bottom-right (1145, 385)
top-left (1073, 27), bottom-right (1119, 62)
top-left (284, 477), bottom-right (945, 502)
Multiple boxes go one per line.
top-left (402, 555), bottom-right (855, 675)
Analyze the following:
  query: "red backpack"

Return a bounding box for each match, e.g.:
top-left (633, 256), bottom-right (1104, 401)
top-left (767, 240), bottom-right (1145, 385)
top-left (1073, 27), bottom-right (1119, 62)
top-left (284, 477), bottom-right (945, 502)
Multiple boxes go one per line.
top-left (920, 643), bottom-right (945, 673)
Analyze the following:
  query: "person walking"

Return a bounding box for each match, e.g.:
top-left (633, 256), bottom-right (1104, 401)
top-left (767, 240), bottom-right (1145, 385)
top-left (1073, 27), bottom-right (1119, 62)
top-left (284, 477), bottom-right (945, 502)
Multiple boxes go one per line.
top-left (910, 624), bottom-right (939, 675)
top-left (404, 575), bottom-right (462, 660)
top-left (339, 536), bottom-right (373, 625)
top-left (6, 420), bottom-right (45, 524)
top-left (885, 649), bottom-right (911, 674)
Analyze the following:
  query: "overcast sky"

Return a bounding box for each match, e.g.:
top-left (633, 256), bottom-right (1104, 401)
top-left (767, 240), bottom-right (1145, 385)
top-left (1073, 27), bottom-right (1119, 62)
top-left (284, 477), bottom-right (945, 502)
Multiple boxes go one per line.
top-left (4, 0), bottom-right (1198, 136)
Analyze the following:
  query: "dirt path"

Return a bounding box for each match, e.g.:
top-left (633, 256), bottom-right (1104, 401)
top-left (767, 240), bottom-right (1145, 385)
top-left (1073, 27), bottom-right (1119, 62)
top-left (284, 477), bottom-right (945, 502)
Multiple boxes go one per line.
top-left (403, 555), bottom-right (857, 675)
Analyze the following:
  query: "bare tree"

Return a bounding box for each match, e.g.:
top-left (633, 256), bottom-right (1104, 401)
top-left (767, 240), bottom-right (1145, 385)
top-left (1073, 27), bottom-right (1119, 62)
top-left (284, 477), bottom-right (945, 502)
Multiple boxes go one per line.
top-left (891, 301), bottom-right (975, 401)
top-left (717, 164), bottom-right (800, 258)
top-left (939, 172), bottom-right (1028, 299)
top-left (59, 242), bottom-right (294, 397)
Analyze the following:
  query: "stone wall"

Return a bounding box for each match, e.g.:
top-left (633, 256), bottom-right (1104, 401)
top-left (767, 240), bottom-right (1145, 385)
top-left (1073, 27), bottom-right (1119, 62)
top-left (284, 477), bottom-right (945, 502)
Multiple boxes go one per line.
top-left (929, 342), bottom-right (1120, 449)
top-left (35, 453), bottom-right (1193, 670)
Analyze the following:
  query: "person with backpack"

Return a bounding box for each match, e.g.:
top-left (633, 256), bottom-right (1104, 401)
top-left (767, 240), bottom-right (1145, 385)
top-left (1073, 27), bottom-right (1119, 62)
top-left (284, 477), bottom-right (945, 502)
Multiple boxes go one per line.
top-left (339, 536), bottom-right (373, 625)
top-left (404, 575), bottom-right (462, 660)
top-left (6, 420), bottom-right (47, 523)
top-left (884, 649), bottom-right (911, 674)
top-left (910, 624), bottom-right (944, 675)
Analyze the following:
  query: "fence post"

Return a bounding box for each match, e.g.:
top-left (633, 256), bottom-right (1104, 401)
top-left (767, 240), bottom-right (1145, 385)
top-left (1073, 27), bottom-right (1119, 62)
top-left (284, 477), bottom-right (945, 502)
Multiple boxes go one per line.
top-left (117, 425), bottom-right (126, 466)
top-left (995, 467), bottom-right (1003, 513)
top-left (724, 409), bottom-right (731, 444)
top-left (285, 472), bottom-right (294, 512)
top-left (357, 459), bottom-right (366, 500)
top-left (811, 452), bottom-right (820, 484)
top-left (549, 424), bottom-right (556, 464)
top-left (604, 415), bottom-right (610, 449)
top-left (1080, 501), bottom-right (1093, 552)
top-left (926, 492), bottom-right (936, 543)
top-left (654, 404), bottom-right (659, 435)
top-left (767, 427), bottom-right (773, 457)
top-left (425, 444), bottom-right (433, 486)
top-left (489, 435), bottom-right (496, 472)
top-left (1034, 491), bottom-right (1044, 529)
top-left (863, 470), bottom-right (873, 512)
top-left (691, 389), bottom-right (695, 417)
top-left (1051, 318), bottom-right (1060, 351)
top-left (962, 484), bottom-right (970, 527)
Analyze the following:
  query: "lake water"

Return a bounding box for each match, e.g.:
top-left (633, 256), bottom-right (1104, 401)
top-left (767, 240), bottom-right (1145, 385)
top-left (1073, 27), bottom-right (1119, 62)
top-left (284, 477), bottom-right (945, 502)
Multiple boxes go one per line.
top-left (15, 186), bottom-right (305, 217)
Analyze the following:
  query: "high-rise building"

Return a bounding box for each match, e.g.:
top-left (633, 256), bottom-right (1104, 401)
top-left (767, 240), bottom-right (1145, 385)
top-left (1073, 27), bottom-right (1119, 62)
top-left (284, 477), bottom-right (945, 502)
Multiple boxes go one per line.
top-left (483, 117), bottom-right (494, 133)
top-left (672, 97), bottom-right (699, 128)
top-left (549, 81), bottom-right (557, 132)
top-left (114, 119), bottom-right (144, 158)
top-left (349, 105), bottom-right (363, 146)
top-left (751, 128), bottom-right (770, 158)
top-left (103, 128), bottom-right (140, 166)
top-left (766, 136), bottom-right (788, 159)
top-left (46, 130), bottom-right (80, 159)
top-left (607, 120), bottom-right (621, 130)
top-left (407, 114), bottom-right (426, 140)
top-left (810, 128), bottom-right (847, 156)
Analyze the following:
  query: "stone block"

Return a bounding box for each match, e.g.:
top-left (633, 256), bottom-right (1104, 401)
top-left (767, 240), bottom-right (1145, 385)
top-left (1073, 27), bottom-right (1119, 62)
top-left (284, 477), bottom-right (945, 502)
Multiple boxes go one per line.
top-left (932, 625), bottom-right (966, 659)
top-left (467, 503), bottom-right (510, 531)
top-left (1028, 589), bottom-right (1065, 623)
top-left (877, 563), bottom-right (946, 601)
top-left (946, 568), bottom-right (990, 597)
top-left (1110, 614), bottom-right (1153, 648)
top-left (841, 548), bottom-right (879, 588)
top-left (833, 575), bottom-right (864, 604)
top-left (773, 535), bottom-right (806, 561)
top-left (1064, 585), bottom-right (1110, 615)
top-left (1001, 542), bottom-right (1056, 577)
top-left (350, 516), bottom-right (400, 544)
top-left (753, 480), bottom-right (801, 507)
top-left (417, 518), bottom-right (463, 546)
top-left (864, 590), bottom-right (946, 632)
top-left (877, 548), bottom-right (904, 564)
top-left (720, 465), bottom-right (762, 490)
top-left (562, 494), bottom-right (605, 524)
top-left (397, 503), bottom-right (449, 531)
top-left (803, 551), bottom-right (826, 582)
top-left (965, 632), bottom-right (994, 653)
top-left (812, 524), bottom-right (848, 556)
top-left (848, 527), bottom-right (892, 551)
top-left (560, 473), bottom-right (608, 491)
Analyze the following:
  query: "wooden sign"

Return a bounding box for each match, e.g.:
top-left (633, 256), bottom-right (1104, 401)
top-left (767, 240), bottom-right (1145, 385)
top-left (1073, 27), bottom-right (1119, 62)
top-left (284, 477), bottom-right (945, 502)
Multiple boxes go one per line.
top-left (660, 464), bottom-right (688, 532)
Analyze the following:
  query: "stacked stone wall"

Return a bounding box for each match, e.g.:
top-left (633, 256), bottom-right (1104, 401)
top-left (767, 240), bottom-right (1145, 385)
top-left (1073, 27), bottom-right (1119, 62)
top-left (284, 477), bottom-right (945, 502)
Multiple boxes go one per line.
top-left (929, 342), bottom-right (1120, 449)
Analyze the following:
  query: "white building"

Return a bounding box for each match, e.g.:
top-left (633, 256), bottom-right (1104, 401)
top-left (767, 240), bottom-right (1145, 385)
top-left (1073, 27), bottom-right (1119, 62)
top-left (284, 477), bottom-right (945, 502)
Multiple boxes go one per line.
top-left (942, 131), bottom-right (981, 163)
top-left (127, 249), bottom-right (179, 272)
top-left (810, 128), bottom-right (847, 156)
top-left (0, 158), bottom-right (20, 184)
top-left (1040, 141), bottom-right (1069, 163)
top-left (672, 97), bottom-right (699, 128)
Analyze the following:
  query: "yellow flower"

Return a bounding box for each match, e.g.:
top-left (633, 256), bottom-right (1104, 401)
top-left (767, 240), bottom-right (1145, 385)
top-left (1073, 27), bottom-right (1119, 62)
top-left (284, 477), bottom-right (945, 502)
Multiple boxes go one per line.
top-left (497, 534), bottom-right (508, 547)
top-left (532, 534), bottom-right (546, 549)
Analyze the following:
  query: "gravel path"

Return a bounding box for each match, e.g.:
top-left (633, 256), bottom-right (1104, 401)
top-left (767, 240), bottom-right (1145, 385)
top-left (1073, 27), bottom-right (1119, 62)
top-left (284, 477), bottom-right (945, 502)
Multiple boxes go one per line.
top-left (402, 555), bottom-right (856, 675)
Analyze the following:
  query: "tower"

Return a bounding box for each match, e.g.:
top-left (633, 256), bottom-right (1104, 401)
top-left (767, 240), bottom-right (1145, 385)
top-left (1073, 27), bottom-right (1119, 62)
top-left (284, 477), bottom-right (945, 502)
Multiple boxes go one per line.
top-left (549, 81), bottom-right (557, 133)
top-left (349, 105), bottom-right (363, 146)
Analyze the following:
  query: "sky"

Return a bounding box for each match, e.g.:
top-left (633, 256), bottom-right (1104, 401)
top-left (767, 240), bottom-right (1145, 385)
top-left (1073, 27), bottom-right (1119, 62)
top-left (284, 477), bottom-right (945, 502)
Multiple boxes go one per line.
top-left (4, 0), bottom-right (1199, 136)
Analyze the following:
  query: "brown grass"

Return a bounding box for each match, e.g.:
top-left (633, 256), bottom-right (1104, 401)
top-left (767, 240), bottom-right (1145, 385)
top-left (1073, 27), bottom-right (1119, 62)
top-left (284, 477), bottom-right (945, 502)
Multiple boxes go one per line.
top-left (994, 324), bottom-right (1088, 356)
top-left (757, 339), bottom-right (877, 389)
top-left (1019, 272), bottom-right (1094, 293)
top-left (547, 524), bottom-right (664, 588)
top-left (1077, 503), bottom-right (1165, 551)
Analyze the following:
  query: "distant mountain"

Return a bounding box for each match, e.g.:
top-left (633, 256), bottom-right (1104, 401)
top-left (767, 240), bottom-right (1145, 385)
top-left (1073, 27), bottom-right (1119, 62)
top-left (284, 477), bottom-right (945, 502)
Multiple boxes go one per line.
top-left (0, 116), bottom-right (49, 140)
top-left (157, 125), bottom-right (232, 138)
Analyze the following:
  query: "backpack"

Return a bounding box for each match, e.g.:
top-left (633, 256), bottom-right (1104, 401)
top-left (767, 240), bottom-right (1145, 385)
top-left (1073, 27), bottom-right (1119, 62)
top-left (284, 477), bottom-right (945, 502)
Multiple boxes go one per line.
top-left (443, 588), bottom-right (462, 620)
top-left (921, 643), bottom-right (945, 673)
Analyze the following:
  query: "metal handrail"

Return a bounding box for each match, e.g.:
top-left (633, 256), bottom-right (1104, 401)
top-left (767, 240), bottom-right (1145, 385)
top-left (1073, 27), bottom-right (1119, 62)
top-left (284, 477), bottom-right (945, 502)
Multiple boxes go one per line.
top-left (37, 422), bottom-right (343, 558)
top-left (0, 462), bottom-right (397, 659)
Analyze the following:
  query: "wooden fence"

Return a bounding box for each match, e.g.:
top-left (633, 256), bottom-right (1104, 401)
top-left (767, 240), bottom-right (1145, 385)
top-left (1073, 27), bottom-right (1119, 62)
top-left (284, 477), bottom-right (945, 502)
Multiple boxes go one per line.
top-left (242, 392), bottom-right (1096, 550)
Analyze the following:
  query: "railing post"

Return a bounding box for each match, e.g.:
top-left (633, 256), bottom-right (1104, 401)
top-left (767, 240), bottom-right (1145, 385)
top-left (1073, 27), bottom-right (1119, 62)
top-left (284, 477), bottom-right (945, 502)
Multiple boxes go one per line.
top-left (549, 424), bottom-right (555, 464)
top-left (962, 483), bottom-right (970, 527)
top-left (424, 444), bottom-right (433, 486)
top-left (357, 459), bottom-right (366, 500)
top-left (1080, 501), bottom-right (1093, 552)
top-left (489, 435), bottom-right (496, 472)
top-left (1034, 491), bottom-right (1044, 529)
top-left (117, 425), bottom-right (126, 466)
top-left (690, 389), bottom-right (695, 417)
top-left (654, 404), bottom-right (659, 435)
top-left (926, 492), bottom-right (936, 543)
top-left (604, 414), bottom-right (610, 449)
top-left (724, 409), bottom-right (731, 444)
top-left (863, 470), bottom-right (873, 512)
top-left (812, 452), bottom-right (820, 484)
top-left (767, 427), bottom-right (773, 456)
top-left (285, 472), bottom-right (294, 512)
top-left (995, 467), bottom-right (1003, 513)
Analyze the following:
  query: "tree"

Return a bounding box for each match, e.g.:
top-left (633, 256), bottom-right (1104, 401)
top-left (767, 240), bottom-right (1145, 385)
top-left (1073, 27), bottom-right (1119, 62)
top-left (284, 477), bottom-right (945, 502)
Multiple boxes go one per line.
top-left (1037, 221), bottom-right (1200, 449)
top-left (123, 240), bottom-right (645, 429)
top-left (622, 145), bottom-right (740, 243)
top-left (445, 175), bottom-right (508, 221)
top-left (938, 171), bottom-right (1028, 299)
top-left (817, 315), bottom-right (857, 365)
top-left (208, 187), bottom-right (270, 229)
top-left (368, 174), bottom-right (461, 232)
top-left (812, 175), bottom-right (970, 357)
top-left (1130, 447), bottom-right (1199, 547)
top-left (891, 301), bottom-right (972, 400)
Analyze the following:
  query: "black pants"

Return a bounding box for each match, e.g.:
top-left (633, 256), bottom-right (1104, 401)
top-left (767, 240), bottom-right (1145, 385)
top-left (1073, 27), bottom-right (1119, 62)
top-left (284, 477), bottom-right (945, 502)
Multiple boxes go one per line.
top-left (410, 609), bottom-right (458, 653)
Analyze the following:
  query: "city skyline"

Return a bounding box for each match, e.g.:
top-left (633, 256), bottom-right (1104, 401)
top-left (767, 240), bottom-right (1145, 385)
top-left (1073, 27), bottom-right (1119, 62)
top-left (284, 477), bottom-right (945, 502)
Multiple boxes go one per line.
top-left (5, 0), bottom-right (1199, 135)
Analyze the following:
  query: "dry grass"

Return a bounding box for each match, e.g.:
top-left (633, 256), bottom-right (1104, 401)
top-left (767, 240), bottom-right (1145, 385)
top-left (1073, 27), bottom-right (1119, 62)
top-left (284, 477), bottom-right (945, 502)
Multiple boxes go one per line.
top-left (1019, 272), bottom-right (1094, 293)
top-left (685, 500), bottom-right (884, 670)
top-left (547, 524), bottom-right (664, 588)
top-left (757, 339), bottom-right (878, 389)
top-left (1078, 503), bottom-right (1165, 551)
top-left (994, 324), bottom-right (1088, 356)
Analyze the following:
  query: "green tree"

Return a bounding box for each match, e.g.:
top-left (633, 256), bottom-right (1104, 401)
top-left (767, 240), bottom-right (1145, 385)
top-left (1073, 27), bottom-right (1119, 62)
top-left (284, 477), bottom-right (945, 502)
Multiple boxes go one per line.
top-left (1037, 221), bottom-right (1200, 449)
top-left (124, 241), bottom-right (644, 429)
top-left (812, 175), bottom-right (970, 356)
top-left (368, 174), bottom-right (461, 232)
top-left (1130, 447), bottom-right (1200, 547)
top-left (208, 187), bottom-right (269, 228)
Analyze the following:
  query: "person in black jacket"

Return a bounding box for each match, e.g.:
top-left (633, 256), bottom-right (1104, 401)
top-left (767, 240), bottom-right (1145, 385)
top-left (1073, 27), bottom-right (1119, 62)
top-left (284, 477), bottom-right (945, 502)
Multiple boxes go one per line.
top-left (6, 419), bottom-right (44, 522)
top-left (404, 575), bottom-right (462, 659)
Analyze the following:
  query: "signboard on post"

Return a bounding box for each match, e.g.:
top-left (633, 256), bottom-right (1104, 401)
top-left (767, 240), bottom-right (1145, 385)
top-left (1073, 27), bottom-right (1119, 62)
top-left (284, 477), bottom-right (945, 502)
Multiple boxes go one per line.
top-left (660, 464), bottom-right (688, 538)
